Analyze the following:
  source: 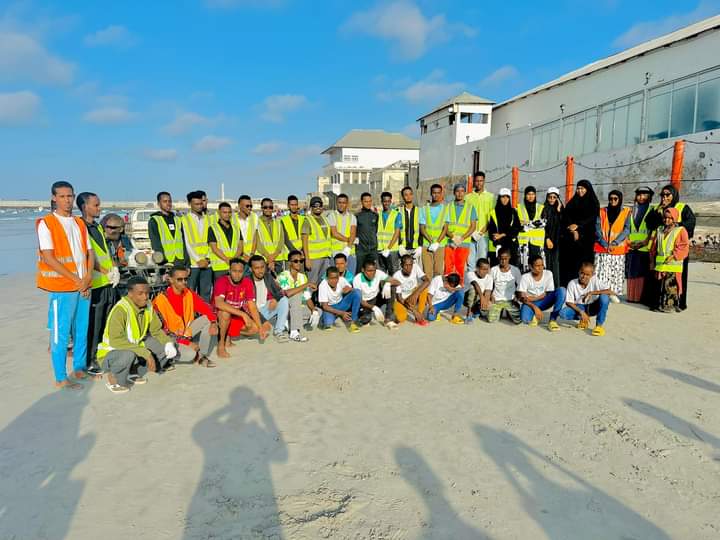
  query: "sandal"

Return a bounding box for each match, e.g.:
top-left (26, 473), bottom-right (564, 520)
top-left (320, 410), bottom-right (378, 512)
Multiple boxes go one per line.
top-left (56, 380), bottom-right (83, 391)
top-left (195, 357), bottom-right (216, 368)
top-left (105, 382), bottom-right (130, 394)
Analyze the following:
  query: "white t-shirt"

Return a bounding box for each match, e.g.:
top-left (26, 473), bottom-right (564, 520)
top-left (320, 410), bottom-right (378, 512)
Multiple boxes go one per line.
top-left (566, 276), bottom-right (608, 305)
top-left (490, 265), bottom-right (521, 302)
top-left (518, 270), bottom-right (555, 297)
top-left (318, 277), bottom-right (351, 305)
top-left (353, 270), bottom-right (388, 301)
top-left (428, 275), bottom-right (455, 305)
top-left (37, 213), bottom-right (92, 279)
top-left (254, 278), bottom-right (268, 309)
top-left (467, 271), bottom-right (493, 294)
top-left (392, 264), bottom-right (425, 299)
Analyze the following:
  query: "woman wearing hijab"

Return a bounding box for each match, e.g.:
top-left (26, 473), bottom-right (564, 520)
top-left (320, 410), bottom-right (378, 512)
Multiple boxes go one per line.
top-left (594, 190), bottom-right (630, 296)
top-left (560, 179), bottom-right (600, 286)
top-left (517, 186), bottom-right (545, 272)
top-left (646, 184), bottom-right (696, 310)
top-left (648, 207), bottom-right (689, 312)
top-left (625, 186), bottom-right (656, 302)
top-left (487, 188), bottom-right (521, 266)
top-left (541, 187), bottom-right (564, 287)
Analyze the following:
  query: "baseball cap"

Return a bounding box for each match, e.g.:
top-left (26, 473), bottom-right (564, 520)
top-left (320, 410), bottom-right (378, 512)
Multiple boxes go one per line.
top-left (499, 188), bottom-right (511, 197)
top-left (547, 187), bottom-right (560, 195)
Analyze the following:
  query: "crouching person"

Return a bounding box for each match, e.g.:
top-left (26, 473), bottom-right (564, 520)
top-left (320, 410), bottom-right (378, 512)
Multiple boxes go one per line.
top-left (558, 261), bottom-right (613, 336)
top-left (97, 276), bottom-right (178, 393)
top-left (426, 272), bottom-right (464, 324)
top-left (318, 266), bottom-right (361, 333)
top-left (517, 255), bottom-right (566, 331)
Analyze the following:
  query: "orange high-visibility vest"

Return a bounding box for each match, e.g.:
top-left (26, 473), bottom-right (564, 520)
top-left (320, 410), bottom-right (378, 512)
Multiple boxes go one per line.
top-left (594, 207), bottom-right (630, 255)
top-left (36, 213), bottom-right (90, 292)
top-left (152, 290), bottom-right (195, 338)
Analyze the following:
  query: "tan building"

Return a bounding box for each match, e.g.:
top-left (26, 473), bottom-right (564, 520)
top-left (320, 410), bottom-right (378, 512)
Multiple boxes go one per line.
top-left (369, 160), bottom-right (418, 203)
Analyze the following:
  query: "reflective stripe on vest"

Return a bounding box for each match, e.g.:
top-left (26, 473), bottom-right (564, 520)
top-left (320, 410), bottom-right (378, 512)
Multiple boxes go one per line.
top-left (487, 209), bottom-right (518, 253)
top-left (233, 213), bottom-right (258, 257)
top-left (629, 204), bottom-right (656, 253)
top-left (36, 214), bottom-right (89, 292)
top-left (447, 202), bottom-right (471, 238)
top-left (330, 211), bottom-right (356, 255)
top-left (378, 209), bottom-right (400, 251)
top-left (152, 215), bottom-right (183, 262)
top-left (257, 218), bottom-right (287, 261)
top-left (594, 207), bottom-right (630, 255)
top-left (153, 290), bottom-right (195, 338)
top-left (423, 204), bottom-right (447, 246)
top-left (90, 223), bottom-right (112, 289)
top-left (655, 226), bottom-right (684, 273)
top-left (400, 206), bottom-right (421, 249)
top-left (96, 297), bottom-right (152, 361)
top-left (281, 215), bottom-right (305, 252)
top-left (208, 221), bottom-right (241, 271)
top-left (181, 213), bottom-right (210, 263)
top-left (306, 215), bottom-right (331, 259)
top-left (517, 203), bottom-right (545, 247)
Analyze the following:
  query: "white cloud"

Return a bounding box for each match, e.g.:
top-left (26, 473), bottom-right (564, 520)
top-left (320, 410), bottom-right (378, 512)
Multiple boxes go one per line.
top-left (0, 90), bottom-right (39, 125)
top-left (342, 1), bottom-right (474, 61)
top-left (0, 30), bottom-right (74, 85)
top-left (252, 141), bottom-right (282, 155)
top-left (83, 106), bottom-right (137, 124)
top-left (260, 94), bottom-right (308, 123)
top-left (162, 111), bottom-right (212, 135)
top-left (84, 25), bottom-right (137, 48)
top-left (481, 65), bottom-right (519, 86)
top-left (194, 135), bottom-right (233, 153)
top-left (401, 70), bottom-right (465, 104)
top-left (613, 1), bottom-right (720, 49)
top-left (143, 148), bottom-right (178, 162)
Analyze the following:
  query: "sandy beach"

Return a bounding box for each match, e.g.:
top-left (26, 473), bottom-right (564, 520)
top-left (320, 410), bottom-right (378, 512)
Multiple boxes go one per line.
top-left (0, 263), bottom-right (718, 540)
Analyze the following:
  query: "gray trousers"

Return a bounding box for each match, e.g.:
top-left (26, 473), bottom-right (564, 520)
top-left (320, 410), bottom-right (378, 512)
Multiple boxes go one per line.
top-left (307, 257), bottom-right (331, 286)
top-left (288, 293), bottom-right (310, 332)
top-left (103, 336), bottom-right (170, 387)
top-left (178, 315), bottom-right (215, 362)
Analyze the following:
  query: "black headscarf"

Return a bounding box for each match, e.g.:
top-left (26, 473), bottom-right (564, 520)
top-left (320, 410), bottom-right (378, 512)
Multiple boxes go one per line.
top-left (606, 189), bottom-right (624, 225)
top-left (661, 184), bottom-right (679, 207)
top-left (564, 179), bottom-right (600, 226)
top-left (542, 191), bottom-right (563, 244)
top-left (523, 186), bottom-right (537, 218)
top-left (494, 193), bottom-right (514, 229)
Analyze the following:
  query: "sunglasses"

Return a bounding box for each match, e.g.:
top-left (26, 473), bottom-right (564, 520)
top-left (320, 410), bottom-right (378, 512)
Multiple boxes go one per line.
top-left (290, 258), bottom-right (305, 263)
top-left (661, 192), bottom-right (672, 197)
top-left (311, 204), bottom-right (322, 208)
top-left (243, 204), bottom-right (252, 208)
top-left (105, 225), bottom-right (123, 230)
top-left (609, 196), bottom-right (619, 201)
top-left (262, 205), bottom-right (273, 210)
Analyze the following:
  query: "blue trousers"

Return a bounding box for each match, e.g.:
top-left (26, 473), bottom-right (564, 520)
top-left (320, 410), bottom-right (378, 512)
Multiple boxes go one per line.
top-left (48, 291), bottom-right (90, 382)
top-left (520, 287), bottom-right (567, 323)
top-left (426, 290), bottom-right (464, 321)
top-left (258, 296), bottom-right (289, 335)
top-left (558, 294), bottom-right (610, 326)
top-left (322, 289), bottom-right (361, 326)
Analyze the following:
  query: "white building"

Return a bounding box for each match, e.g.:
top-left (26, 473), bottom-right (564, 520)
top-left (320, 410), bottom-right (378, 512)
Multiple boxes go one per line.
top-left (320, 129), bottom-right (419, 193)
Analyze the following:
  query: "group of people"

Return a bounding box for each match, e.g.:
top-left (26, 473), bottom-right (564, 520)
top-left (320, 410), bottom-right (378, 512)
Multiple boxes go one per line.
top-left (36, 172), bottom-right (695, 392)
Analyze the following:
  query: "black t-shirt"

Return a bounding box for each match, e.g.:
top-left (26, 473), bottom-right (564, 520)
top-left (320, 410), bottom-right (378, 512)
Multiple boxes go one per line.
top-left (356, 208), bottom-right (378, 250)
top-left (208, 220), bottom-right (241, 244)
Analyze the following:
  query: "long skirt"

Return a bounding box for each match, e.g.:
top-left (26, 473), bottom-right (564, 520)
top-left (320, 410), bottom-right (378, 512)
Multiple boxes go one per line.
top-left (545, 248), bottom-right (560, 288)
top-left (594, 253), bottom-right (625, 296)
top-left (625, 251), bottom-right (650, 302)
top-left (657, 272), bottom-right (681, 312)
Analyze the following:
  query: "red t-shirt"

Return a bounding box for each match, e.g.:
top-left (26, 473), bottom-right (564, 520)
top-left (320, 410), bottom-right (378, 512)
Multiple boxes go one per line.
top-left (165, 287), bottom-right (217, 322)
top-left (213, 275), bottom-right (254, 311)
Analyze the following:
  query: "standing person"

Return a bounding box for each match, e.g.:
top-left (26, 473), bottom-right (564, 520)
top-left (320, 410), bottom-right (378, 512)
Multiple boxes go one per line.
top-left (281, 195), bottom-right (305, 262)
top-left (242, 255), bottom-right (290, 342)
top-left (152, 265), bottom-right (218, 367)
top-left (234, 195), bottom-right (258, 261)
top-left (277, 250), bottom-right (316, 342)
top-left (648, 207), bottom-right (689, 313)
top-left (487, 188), bottom-right (521, 266)
top-left (327, 193), bottom-right (357, 275)
top-left (77, 192), bottom-right (119, 377)
top-left (181, 190), bottom-right (213, 302)
top-left (393, 253), bottom-right (430, 326)
top-left (208, 202), bottom-right (244, 282)
top-left (558, 261), bottom-right (614, 336)
top-left (486, 248), bottom-right (522, 324)
top-left (465, 258), bottom-right (493, 322)
top-left (560, 179), bottom-right (600, 286)
top-left (97, 276), bottom-right (178, 393)
top-left (646, 184), bottom-right (696, 311)
top-left (425, 272), bottom-right (464, 324)
top-left (594, 190), bottom-right (630, 297)
top-left (37, 181), bottom-right (94, 390)
top-left (625, 187), bottom-right (656, 303)
top-left (541, 187), bottom-right (564, 288)
top-left (517, 186), bottom-right (545, 272)
top-left (377, 191), bottom-right (402, 276)
top-left (301, 196), bottom-right (332, 287)
top-left (465, 171), bottom-right (495, 263)
top-left (420, 183), bottom-right (449, 279)
top-left (517, 255), bottom-right (566, 330)
top-left (353, 258), bottom-right (401, 329)
top-left (355, 192), bottom-right (379, 270)
top-left (398, 186), bottom-right (422, 268)
top-left (256, 198), bottom-right (285, 275)
top-left (444, 183), bottom-right (477, 284)
top-left (149, 191), bottom-right (185, 264)
top-left (102, 213), bottom-right (131, 269)
top-left (317, 266), bottom-right (361, 332)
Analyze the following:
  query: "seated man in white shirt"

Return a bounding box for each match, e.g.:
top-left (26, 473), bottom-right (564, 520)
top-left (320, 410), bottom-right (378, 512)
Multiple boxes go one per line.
top-left (517, 255), bottom-right (567, 330)
top-left (353, 259), bottom-right (401, 328)
top-left (426, 272), bottom-right (464, 324)
top-left (465, 257), bottom-right (493, 323)
top-left (318, 266), bottom-right (361, 333)
top-left (558, 261), bottom-right (613, 336)
top-left (392, 254), bottom-right (430, 326)
top-left (486, 247), bottom-right (522, 324)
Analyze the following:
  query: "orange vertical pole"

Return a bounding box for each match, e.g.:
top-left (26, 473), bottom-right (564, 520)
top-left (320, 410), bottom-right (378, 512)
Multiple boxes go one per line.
top-left (511, 167), bottom-right (519, 208)
top-left (467, 174), bottom-right (472, 194)
top-left (670, 140), bottom-right (684, 192)
top-left (565, 156), bottom-right (575, 203)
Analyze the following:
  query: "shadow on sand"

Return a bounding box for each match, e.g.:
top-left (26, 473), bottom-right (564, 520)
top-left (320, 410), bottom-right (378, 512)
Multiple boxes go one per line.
top-left (0, 389), bottom-right (93, 539)
top-left (183, 386), bottom-right (288, 540)
top-left (657, 368), bottom-right (720, 394)
top-left (474, 424), bottom-right (670, 540)
top-left (395, 446), bottom-right (492, 539)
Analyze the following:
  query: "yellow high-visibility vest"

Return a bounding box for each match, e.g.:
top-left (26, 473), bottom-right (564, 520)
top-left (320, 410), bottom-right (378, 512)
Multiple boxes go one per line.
top-left (447, 201), bottom-right (472, 238)
top-left (517, 203), bottom-right (545, 248)
top-left (378, 209), bottom-right (400, 251)
top-left (400, 206), bottom-right (421, 249)
top-left (629, 204), bottom-right (655, 253)
top-left (305, 215), bottom-right (331, 259)
top-left (96, 297), bottom-right (152, 362)
top-left (152, 214), bottom-right (184, 262)
top-left (330, 211), bottom-right (356, 255)
top-left (208, 221), bottom-right (242, 271)
top-left (232, 212), bottom-right (258, 258)
top-left (422, 204), bottom-right (447, 246)
top-left (89, 223), bottom-right (112, 289)
top-left (257, 218), bottom-right (287, 261)
top-left (181, 213), bottom-right (210, 264)
top-left (655, 226), bottom-right (684, 273)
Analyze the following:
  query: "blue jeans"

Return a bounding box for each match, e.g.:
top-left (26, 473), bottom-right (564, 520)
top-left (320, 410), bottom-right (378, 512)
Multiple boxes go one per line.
top-left (322, 289), bottom-right (361, 326)
top-left (520, 288), bottom-right (567, 323)
top-left (558, 294), bottom-right (610, 326)
top-left (258, 296), bottom-right (289, 334)
top-left (426, 290), bottom-right (464, 321)
top-left (48, 291), bottom-right (90, 382)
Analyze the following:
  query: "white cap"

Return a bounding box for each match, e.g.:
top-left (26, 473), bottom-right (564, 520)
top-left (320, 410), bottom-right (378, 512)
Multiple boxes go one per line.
top-left (499, 188), bottom-right (511, 197)
top-left (547, 186), bottom-right (560, 195)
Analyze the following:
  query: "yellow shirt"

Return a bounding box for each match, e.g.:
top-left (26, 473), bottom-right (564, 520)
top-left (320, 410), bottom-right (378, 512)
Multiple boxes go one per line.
top-left (465, 190), bottom-right (495, 231)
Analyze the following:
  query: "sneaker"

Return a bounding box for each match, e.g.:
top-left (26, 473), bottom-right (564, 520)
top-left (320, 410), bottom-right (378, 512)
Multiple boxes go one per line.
top-left (450, 315), bottom-right (464, 325)
top-left (349, 322), bottom-right (360, 333)
top-left (128, 374), bottom-right (147, 385)
top-left (592, 325), bottom-right (605, 336)
top-left (372, 306), bottom-right (385, 323)
top-left (308, 309), bottom-right (321, 329)
top-left (464, 316), bottom-right (474, 325)
top-left (87, 363), bottom-right (103, 376)
top-left (274, 332), bottom-right (289, 343)
top-left (416, 319), bottom-right (429, 327)
top-left (289, 330), bottom-right (308, 342)
top-left (528, 317), bottom-right (538, 327)
top-left (386, 320), bottom-right (399, 330)
top-left (610, 294), bottom-right (621, 304)
top-left (547, 320), bottom-right (560, 332)
top-left (105, 382), bottom-right (129, 394)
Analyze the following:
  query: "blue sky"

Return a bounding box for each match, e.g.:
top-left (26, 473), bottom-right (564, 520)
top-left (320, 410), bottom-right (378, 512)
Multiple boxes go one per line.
top-left (1, 0), bottom-right (719, 201)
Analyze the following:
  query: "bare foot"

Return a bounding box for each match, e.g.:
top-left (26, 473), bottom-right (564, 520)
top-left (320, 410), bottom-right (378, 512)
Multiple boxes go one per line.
top-left (55, 379), bottom-right (82, 391)
top-left (217, 347), bottom-right (231, 359)
top-left (70, 370), bottom-right (88, 380)
top-left (226, 339), bottom-right (235, 348)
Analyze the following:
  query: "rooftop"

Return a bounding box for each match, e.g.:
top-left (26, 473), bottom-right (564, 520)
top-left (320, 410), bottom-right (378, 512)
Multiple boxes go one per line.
top-left (418, 91), bottom-right (495, 120)
top-left (322, 129), bottom-right (420, 154)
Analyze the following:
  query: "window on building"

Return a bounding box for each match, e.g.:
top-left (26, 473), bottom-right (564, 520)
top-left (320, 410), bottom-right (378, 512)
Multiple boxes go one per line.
top-left (422, 124), bottom-right (428, 134)
top-left (697, 69), bottom-right (720, 132)
top-left (460, 112), bottom-right (489, 124)
top-left (449, 113), bottom-right (455, 125)
top-left (670, 78), bottom-right (696, 138)
top-left (597, 93), bottom-right (643, 151)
